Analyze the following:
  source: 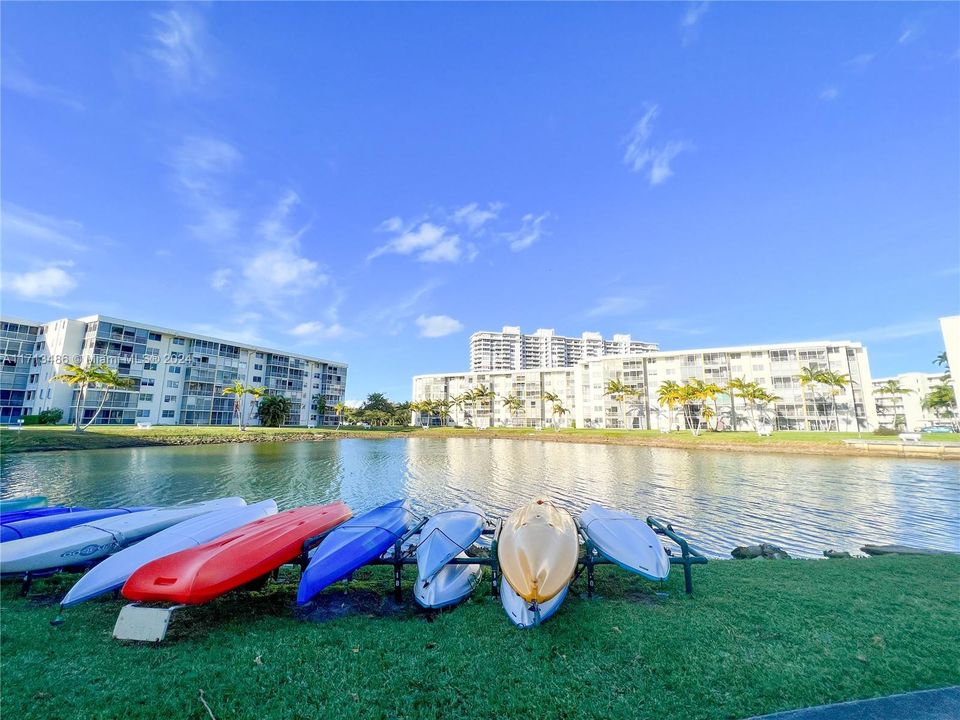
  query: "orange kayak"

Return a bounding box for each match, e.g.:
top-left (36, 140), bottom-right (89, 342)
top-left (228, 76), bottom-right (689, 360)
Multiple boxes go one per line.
top-left (497, 499), bottom-right (579, 603)
top-left (122, 502), bottom-right (352, 605)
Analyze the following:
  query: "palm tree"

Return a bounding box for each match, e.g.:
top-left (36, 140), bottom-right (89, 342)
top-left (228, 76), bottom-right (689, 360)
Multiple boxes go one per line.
top-left (799, 366), bottom-right (826, 431)
top-left (541, 391), bottom-right (560, 429)
top-left (453, 392), bottom-right (471, 427)
top-left (472, 385), bottom-right (495, 428)
top-left (255, 394), bottom-right (291, 427)
top-left (818, 370), bottom-right (850, 431)
top-left (922, 384), bottom-right (957, 424)
top-left (678, 380), bottom-right (704, 435)
top-left (699, 382), bottom-right (723, 431)
top-left (551, 402), bottom-right (569, 431)
top-left (435, 399), bottom-right (454, 427)
top-left (875, 380), bottom-right (912, 430)
top-left (222, 381), bottom-right (265, 431)
top-left (500, 393), bottom-right (524, 427)
top-left (333, 402), bottom-right (347, 429)
top-left (312, 395), bottom-right (328, 426)
top-left (726, 377), bottom-right (752, 431)
top-left (53, 362), bottom-right (108, 432)
top-left (656, 381), bottom-right (682, 432)
top-left (734, 380), bottom-right (762, 430)
top-left (752, 387), bottom-right (782, 431)
top-left (86, 366), bottom-right (137, 429)
top-left (603, 379), bottom-right (633, 430)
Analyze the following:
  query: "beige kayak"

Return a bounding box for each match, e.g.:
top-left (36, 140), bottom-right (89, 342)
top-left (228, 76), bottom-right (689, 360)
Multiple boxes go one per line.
top-left (497, 499), bottom-right (579, 603)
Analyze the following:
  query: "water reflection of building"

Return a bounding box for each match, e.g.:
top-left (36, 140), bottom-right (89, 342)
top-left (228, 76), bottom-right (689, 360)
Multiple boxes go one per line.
top-left (414, 340), bottom-right (878, 432)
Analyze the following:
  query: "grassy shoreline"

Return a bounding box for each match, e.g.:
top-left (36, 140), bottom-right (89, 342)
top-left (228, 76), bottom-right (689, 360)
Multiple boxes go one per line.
top-left (2, 424), bottom-right (959, 458)
top-left (1, 556), bottom-right (957, 719)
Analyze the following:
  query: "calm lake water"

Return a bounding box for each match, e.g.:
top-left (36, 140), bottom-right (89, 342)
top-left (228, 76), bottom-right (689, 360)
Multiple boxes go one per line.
top-left (1, 438), bottom-right (958, 558)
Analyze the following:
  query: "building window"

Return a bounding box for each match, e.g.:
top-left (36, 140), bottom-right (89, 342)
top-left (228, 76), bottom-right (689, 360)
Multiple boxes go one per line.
top-left (143, 363), bottom-right (157, 371)
top-left (149, 332), bottom-right (162, 341)
top-left (252, 376), bottom-right (261, 383)
top-left (136, 409), bottom-right (151, 418)
top-left (140, 393), bottom-right (154, 402)
top-left (254, 364), bottom-right (263, 370)
top-left (166, 380), bottom-right (179, 389)
top-left (170, 366), bottom-right (181, 374)
top-left (161, 410), bottom-right (175, 418)
top-left (172, 337), bottom-right (185, 346)
top-left (164, 395), bottom-right (175, 402)
top-left (141, 379), bottom-right (155, 387)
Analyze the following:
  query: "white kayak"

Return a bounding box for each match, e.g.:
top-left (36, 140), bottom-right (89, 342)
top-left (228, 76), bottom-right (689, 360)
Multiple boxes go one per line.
top-left (0, 498), bottom-right (246, 575)
top-left (416, 504), bottom-right (486, 582)
top-left (414, 552), bottom-right (482, 609)
top-left (499, 576), bottom-right (568, 628)
top-left (579, 504), bottom-right (670, 582)
top-left (61, 499), bottom-right (278, 607)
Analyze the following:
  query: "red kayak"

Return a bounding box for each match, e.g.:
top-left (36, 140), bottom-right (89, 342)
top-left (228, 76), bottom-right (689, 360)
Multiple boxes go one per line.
top-left (122, 502), bottom-right (352, 605)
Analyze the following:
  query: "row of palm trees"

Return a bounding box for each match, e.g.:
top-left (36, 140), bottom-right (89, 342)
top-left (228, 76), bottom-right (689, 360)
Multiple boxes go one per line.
top-left (411, 385), bottom-right (571, 430)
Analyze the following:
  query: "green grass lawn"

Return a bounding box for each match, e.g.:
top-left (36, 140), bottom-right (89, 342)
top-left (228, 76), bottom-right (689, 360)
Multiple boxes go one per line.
top-left (1, 556), bottom-right (957, 720)
top-left (3, 424), bottom-right (958, 455)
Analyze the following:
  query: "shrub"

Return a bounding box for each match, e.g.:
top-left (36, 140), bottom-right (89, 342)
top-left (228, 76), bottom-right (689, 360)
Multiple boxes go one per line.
top-left (20, 414), bottom-right (41, 425)
top-left (38, 409), bottom-right (64, 425)
top-left (873, 426), bottom-right (899, 436)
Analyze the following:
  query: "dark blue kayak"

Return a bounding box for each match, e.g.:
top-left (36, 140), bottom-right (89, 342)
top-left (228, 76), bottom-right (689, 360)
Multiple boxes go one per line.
top-left (0, 507), bottom-right (153, 542)
top-left (0, 506), bottom-right (88, 525)
top-left (296, 499), bottom-right (414, 605)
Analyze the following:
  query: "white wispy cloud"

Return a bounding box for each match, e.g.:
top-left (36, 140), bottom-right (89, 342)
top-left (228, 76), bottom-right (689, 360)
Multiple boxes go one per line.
top-left (585, 295), bottom-right (647, 318)
top-left (237, 191), bottom-right (327, 308)
top-left (506, 212), bottom-right (551, 252)
top-left (148, 7), bottom-right (215, 92)
top-left (169, 135), bottom-right (242, 241)
top-left (363, 281), bottom-right (441, 336)
top-left (842, 320), bottom-right (940, 343)
top-left (820, 86), bottom-right (841, 102)
top-left (369, 221), bottom-right (470, 264)
top-left (845, 53), bottom-right (875, 72)
top-left (451, 202), bottom-right (504, 232)
top-left (1, 62), bottom-right (84, 111)
top-left (623, 104), bottom-right (692, 186)
top-left (2, 262), bottom-right (77, 300)
top-left (680, 1), bottom-right (711, 45)
top-left (416, 314), bottom-right (463, 338)
top-left (288, 320), bottom-right (353, 341)
top-left (898, 23), bottom-right (920, 45)
top-left (1, 203), bottom-right (89, 252)
top-left (210, 268), bottom-right (232, 290)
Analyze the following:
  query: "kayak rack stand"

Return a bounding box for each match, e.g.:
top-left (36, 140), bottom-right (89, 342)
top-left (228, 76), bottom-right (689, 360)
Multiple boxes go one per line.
top-left (366, 517), bottom-right (503, 603)
top-left (574, 516), bottom-right (707, 597)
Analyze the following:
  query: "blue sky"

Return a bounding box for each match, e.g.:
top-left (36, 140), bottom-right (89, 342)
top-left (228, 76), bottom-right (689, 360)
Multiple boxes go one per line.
top-left (2, 2), bottom-right (958, 402)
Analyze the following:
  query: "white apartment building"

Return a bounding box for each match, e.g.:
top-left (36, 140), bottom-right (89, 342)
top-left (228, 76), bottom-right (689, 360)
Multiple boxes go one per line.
top-left (872, 372), bottom-right (954, 431)
top-left (470, 326), bottom-right (658, 372)
top-left (0, 315), bottom-right (346, 427)
top-left (414, 340), bottom-right (878, 432)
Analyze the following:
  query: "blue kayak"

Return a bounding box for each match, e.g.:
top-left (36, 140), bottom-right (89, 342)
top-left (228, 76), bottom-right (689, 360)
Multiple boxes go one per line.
top-left (297, 499), bottom-right (414, 605)
top-left (0, 507), bottom-right (153, 542)
top-left (0, 507), bottom-right (89, 525)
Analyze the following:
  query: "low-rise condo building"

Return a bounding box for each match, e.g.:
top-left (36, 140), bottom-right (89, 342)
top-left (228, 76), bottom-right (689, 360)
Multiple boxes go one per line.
top-left (0, 315), bottom-right (346, 427)
top-left (872, 372), bottom-right (955, 431)
top-left (415, 340), bottom-right (878, 432)
top-left (470, 326), bottom-right (658, 372)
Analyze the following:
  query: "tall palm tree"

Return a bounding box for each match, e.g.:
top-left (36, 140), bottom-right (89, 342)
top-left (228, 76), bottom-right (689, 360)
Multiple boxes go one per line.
top-left (312, 395), bottom-right (328, 426)
top-left (435, 399), bottom-right (454, 427)
top-left (922, 384), bottom-right (957, 424)
top-left (656, 381), bottom-right (682, 432)
top-left (472, 385), bottom-right (495, 428)
top-left (222, 381), bottom-right (265, 431)
top-left (500, 393), bottom-right (524, 427)
top-left (53, 362), bottom-right (108, 432)
top-left (333, 402), bottom-right (347, 429)
top-left (678, 380), bottom-right (705, 435)
top-left (603, 379), bottom-right (634, 430)
top-left (798, 366), bottom-right (826, 431)
top-left (752, 387), bottom-right (782, 431)
top-left (875, 380), bottom-right (912, 430)
top-left (255, 394), bottom-right (291, 427)
top-left (551, 402), bottom-right (569, 431)
top-left (818, 370), bottom-right (850, 431)
top-left (541, 391), bottom-right (560, 429)
top-left (726, 377), bottom-right (752, 432)
top-left (700, 381), bottom-right (723, 431)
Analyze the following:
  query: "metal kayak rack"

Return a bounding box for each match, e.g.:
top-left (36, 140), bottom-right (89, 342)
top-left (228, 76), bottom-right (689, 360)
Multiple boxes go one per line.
top-left (324, 513), bottom-right (706, 604)
top-left (574, 516), bottom-right (708, 597)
